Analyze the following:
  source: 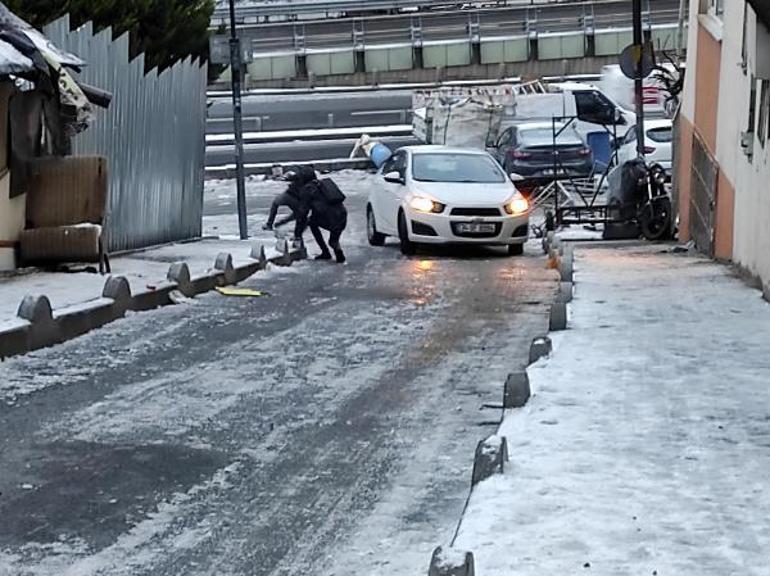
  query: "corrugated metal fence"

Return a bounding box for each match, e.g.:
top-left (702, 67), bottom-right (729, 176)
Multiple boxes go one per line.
top-left (44, 15), bottom-right (208, 252)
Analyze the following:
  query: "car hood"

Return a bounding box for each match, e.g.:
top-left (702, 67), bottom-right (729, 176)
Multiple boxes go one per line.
top-left (410, 181), bottom-right (516, 206)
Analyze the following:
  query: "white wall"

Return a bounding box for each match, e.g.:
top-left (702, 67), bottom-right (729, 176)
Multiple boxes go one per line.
top-left (0, 172), bottom-right (25, 271)
top-left (721, 4), bottom-right (770, 285)
top-left (681, 0), bottom-right (702, 121)
top-left (0, 83), bottom-right (23, 271)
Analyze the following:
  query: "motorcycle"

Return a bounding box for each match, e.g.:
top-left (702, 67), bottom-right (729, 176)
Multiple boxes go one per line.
top-left (608, 158), bottom-right (673, 241)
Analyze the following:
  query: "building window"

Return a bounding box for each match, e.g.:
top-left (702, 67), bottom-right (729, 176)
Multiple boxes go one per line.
top-left (700, 0), bottom-right (724, 16)
top-left (743, 75), bottom-right (758, 161)
top-left (759, 81), bottom-right (770, 148)
top-left (709, 0), bottom-right (724, 17)
top-left (741, 4), bottom-right (749, 73)
top-left (749, 76), bottom-right (758, 136)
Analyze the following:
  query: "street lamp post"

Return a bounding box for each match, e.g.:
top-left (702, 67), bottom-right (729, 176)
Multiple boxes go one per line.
top-left (229, 0), bottom-right (248, 240)
top-left (632, 0), bottom-right (646, 158)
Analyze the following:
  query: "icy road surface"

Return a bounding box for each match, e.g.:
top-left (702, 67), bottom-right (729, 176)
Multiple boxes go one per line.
top-left (0, 174), bottom-right (557, 575)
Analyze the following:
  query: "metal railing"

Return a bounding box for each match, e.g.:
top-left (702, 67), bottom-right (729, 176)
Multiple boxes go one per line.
top-left (212, 0), bottom-right (563, 23)
top-left (44, 16), bottom-right (208, 253)
top-left (221, 1), bottom-right (679, 55)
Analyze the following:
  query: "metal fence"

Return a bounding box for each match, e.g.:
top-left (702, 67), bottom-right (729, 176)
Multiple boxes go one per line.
top-left (690, 131), bottom-right (718, 256)
top-left (44, 15), bottom-right (208, 253)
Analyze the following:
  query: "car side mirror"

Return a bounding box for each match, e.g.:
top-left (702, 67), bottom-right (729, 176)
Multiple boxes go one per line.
top-left (384, 171), bottom-right (404, 185)
top-left (509, 173), bottom-right (525, 183)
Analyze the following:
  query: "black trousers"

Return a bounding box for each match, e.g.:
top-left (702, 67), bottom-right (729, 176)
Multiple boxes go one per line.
top-left (310, 224), bottom-right (344, 253)
top-left (310, 210), bottom-right (347, 253)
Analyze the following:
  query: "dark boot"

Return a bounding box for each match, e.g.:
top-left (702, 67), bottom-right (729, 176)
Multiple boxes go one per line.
top-left (334, 248), bottom-right (346, 263)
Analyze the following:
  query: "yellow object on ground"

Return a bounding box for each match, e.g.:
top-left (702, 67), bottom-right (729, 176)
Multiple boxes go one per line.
top-left (215, 287), bottom-right (270, 297)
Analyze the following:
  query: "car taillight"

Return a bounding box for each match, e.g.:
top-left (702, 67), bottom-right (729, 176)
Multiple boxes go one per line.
top-left (509, 149), bottom-right (531, 159)
top-left (644, 146), bottom-right (656, 154)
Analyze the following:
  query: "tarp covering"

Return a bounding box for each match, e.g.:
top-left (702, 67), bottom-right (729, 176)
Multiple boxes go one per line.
top-left (0, 3), bottom-right (84, 71)
top-left (0, 38), bottom-right (32, 75)
top-left (0, 3), bottom-right (94, 136)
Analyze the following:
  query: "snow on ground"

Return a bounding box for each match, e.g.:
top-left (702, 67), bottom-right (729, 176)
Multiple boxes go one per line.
top-left (0, 240), bottom-right (272, 328)
top-left (0, 169), bottom-right (379, 326)
top-left (454, 243), bottom-right (770, 574)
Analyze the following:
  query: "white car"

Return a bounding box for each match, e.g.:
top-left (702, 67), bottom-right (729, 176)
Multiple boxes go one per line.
top-left (366, 146), bottom-right (530, 256)
top-left (617, 119), bottom-right (673, 176)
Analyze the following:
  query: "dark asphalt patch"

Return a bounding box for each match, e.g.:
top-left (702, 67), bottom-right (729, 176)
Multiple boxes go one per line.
top-left (0, 442), bottom-right (226, 550)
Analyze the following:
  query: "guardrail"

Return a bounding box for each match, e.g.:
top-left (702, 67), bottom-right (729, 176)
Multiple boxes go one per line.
top-left (206, 73), bottom-right (604, 98)
top-left (212, 0), bottom-right (562, 23)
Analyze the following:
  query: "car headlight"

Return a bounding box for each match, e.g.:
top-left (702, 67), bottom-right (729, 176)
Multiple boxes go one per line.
top-left (409, 196), bottom-right (445, 214)
top-left (503, 194), bottom-right (529, 215)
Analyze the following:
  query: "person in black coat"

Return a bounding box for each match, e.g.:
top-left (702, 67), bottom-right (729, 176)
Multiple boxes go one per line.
top-left (294, 176), bottom-right (348, 263)
top-left (263, 166), bottom-right (316, 230)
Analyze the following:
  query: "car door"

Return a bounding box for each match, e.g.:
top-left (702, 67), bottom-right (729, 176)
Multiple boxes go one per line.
top-left (372, 154), bottom-right (398, 234)
top-left (493, 128), bottom-right (513, 167)
top-left (572, 89), bottom-right (626, 142)
top-left (379, 150), bottom-right (407, 235)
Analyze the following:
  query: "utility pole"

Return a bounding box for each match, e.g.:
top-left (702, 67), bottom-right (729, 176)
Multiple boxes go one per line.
top-left (676, 0), bottom-right (687, 59)
top-left (229, 0), bottom-right (248, 240)
top-left (632, 0), bottom-right (646, 158)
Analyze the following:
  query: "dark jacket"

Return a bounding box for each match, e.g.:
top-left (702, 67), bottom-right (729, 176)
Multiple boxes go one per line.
top-left (295, 180), bottom-right (348, 237)
top-left (286, 166), bottom-right (317, 198)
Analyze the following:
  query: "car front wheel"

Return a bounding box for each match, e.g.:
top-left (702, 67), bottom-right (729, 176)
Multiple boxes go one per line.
top-left (508, 243), bottom-right (524, 256)
top-left (367, 206), bottom-right (387, 247)
top-left (398, 211), bottom-right (416, 256)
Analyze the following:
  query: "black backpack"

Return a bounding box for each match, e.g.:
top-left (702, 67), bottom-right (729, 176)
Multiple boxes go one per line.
top-left (317, 178), bottom-right (346, 205)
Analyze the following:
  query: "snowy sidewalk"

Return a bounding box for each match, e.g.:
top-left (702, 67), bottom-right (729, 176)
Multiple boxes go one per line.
top-left (0, 237), bottom-right (281, 329)
top-left (454, 244), bottom-right (770, 574)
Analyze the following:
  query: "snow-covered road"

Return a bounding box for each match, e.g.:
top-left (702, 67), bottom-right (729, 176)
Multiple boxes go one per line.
top-left (0, 173), bottom-right (557, 575)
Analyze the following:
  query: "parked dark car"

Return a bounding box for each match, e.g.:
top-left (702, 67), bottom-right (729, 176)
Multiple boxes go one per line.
top-left (488, 122), bottom-right (595, 190)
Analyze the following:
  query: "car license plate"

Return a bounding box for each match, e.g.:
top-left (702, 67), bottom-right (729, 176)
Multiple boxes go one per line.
top-left (456, 222), bottom-right (496, 234)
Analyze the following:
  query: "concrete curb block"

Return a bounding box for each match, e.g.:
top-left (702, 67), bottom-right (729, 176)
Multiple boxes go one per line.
top-left (294, 239), bottom-right (308, 261)
top-left (234, 262), bottom-right (262, 283)
top-left (0, 241), bottom-right (309, 360)
top-left (558, 281), bottom-right (573, 303)
top-left (503, 372), bottom-right (531, 408)
top-left (250, 243), bottom-right (268, 269)
top-left (272, 239), bottom-right (293, 267)
top-left (215, 253), bottom-right (238, 285)
top-left (550, 301), bottom-right (568, 331)
top-left (548, 245), bottom-right (558, 261)
top-left (429, 547), bottom-right (475, 576)
top-left (102, 276), bottom-right (132, 314)
top-left (529, 335), bottom-right (553, 364)
top-left (18, 295), bottom-right (60, 351)
top-left (558, 250), bottom-right (574, 282)
top-left (55, 298), bottom-right (119, 342)
top-left (471, 434), bottom-right (509, 486)
top-left (0, 322), bottom-right (30, 360)
top-left (130, 282), bottom-right (177, 312)
top-left (191, 273), bottom-right (221, 295)
top-left (167, 262), bottom-right (195, 298)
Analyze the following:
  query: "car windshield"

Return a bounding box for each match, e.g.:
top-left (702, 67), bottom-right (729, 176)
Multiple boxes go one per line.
top-left (411, 153), bottom-right (506, 183)
top-left (519, 128), bottom-right (583, 146)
